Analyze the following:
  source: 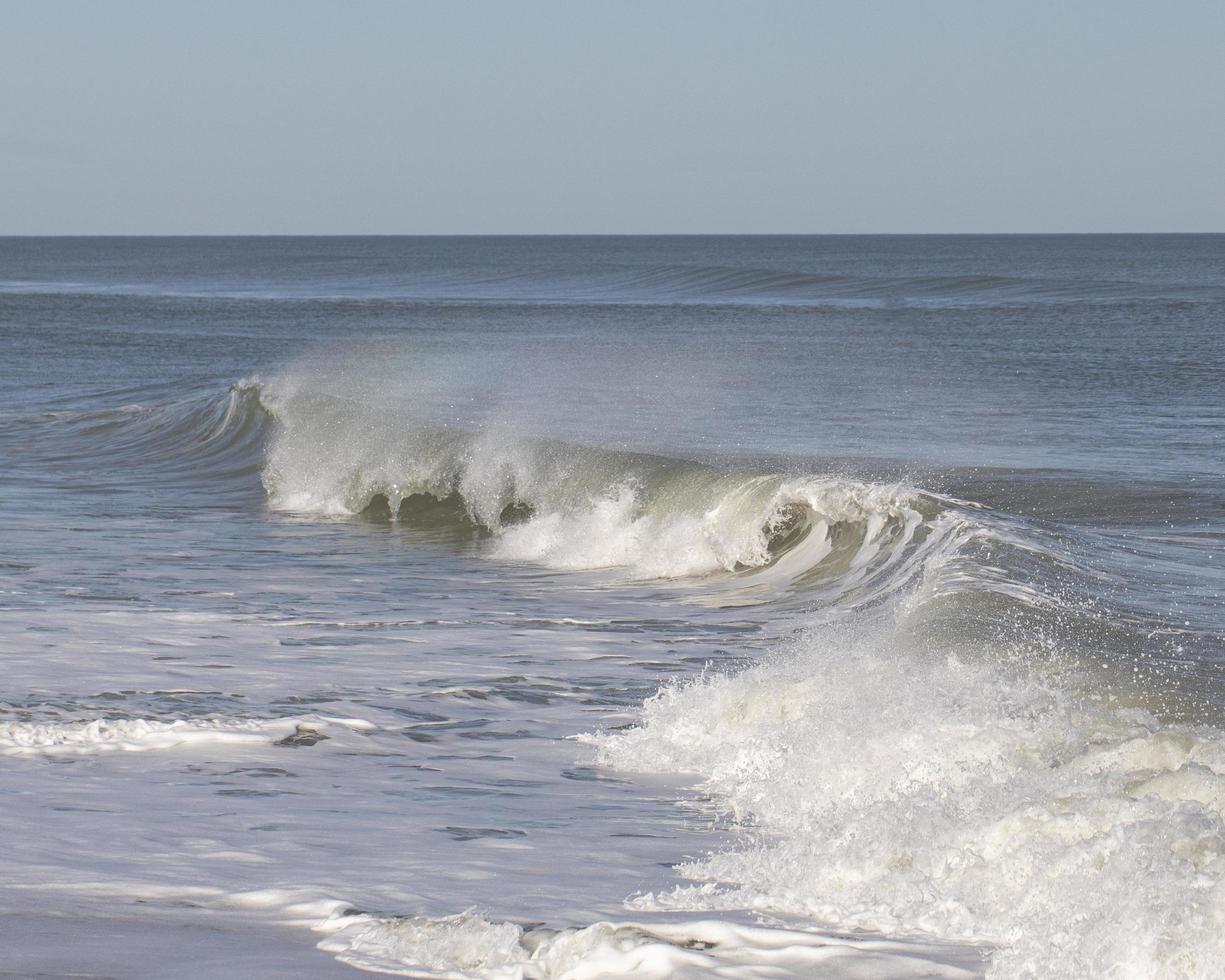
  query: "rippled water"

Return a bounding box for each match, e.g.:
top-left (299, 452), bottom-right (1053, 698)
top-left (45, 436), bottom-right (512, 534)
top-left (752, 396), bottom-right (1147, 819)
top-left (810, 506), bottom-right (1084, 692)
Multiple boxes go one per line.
top-left (1, 236), bottom-right (1223, 978)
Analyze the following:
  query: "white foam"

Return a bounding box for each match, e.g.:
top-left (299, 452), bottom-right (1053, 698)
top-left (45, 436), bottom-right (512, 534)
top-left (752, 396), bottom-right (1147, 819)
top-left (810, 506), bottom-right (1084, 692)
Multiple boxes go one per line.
top-left (490, 477), bottom-right (923, 582)
top-left (588, 623), bottom-right (1225, 979)
top-left (0, 715), bottom-right (375, 756)
top-left (315, 908), bottom-right (983, 979)
top-left (0, 878), bottom-right (982, 978)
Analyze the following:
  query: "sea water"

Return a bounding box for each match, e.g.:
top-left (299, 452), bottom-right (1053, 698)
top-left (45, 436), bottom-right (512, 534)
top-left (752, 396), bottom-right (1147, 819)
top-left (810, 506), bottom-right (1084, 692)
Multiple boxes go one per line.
top-left (1, 235), bottom-right (1223, 978)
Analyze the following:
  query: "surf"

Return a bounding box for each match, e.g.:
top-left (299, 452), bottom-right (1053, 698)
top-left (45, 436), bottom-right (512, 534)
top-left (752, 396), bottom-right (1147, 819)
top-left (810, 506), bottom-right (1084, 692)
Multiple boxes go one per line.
top-left (23, 366), bottom-right (1225, 978)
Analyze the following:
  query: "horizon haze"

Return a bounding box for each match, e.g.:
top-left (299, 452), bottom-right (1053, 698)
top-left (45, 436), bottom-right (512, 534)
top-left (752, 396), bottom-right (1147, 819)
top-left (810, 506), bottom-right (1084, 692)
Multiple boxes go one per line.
top-left (2, 0), bottom-right (1223, 235)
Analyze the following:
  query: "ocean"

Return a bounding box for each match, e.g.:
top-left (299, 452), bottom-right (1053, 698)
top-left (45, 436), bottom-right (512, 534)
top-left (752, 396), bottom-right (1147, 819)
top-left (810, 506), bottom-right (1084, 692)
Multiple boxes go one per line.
top-left (1, 235), bottom-right (1223, 978)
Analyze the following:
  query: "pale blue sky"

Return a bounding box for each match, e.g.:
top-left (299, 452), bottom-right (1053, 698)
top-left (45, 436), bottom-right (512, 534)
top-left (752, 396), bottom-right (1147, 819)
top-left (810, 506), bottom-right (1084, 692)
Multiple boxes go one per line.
top-left (2, 0), bottom-right (1222, 233)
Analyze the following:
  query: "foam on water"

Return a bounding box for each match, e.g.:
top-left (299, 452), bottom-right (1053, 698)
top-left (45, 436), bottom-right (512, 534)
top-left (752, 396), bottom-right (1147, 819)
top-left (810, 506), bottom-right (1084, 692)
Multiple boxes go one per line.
top-left (0, 715), bottom-right (375, 756)
top-left (314, 909), bottom-right (983, 979)
top-left (588, 608), bottom-right (1225, 979)
top-left (5, 878), bottom-right (983, 979)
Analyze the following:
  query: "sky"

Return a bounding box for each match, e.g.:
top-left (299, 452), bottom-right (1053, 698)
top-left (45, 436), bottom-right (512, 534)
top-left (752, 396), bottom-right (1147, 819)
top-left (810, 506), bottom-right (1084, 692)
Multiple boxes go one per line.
top-left (2, 0), bottom-right (1223, 234)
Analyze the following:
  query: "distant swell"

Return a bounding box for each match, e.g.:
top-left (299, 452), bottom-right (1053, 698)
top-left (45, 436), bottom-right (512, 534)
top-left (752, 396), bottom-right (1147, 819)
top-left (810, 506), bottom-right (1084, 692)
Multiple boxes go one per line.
top-left (4, 260), bottom-right (1217, 308)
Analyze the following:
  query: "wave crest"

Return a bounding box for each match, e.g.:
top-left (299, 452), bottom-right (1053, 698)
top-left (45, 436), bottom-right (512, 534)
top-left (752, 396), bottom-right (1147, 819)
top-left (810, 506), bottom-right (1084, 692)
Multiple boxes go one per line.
top-left (255, 379), bottom-right (950, 590)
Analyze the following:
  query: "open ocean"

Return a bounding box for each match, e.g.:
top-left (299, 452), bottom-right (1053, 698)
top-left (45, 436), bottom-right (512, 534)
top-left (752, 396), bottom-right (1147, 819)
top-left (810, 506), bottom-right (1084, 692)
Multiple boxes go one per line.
top-left (2, 235), bottom-right (1223, 979)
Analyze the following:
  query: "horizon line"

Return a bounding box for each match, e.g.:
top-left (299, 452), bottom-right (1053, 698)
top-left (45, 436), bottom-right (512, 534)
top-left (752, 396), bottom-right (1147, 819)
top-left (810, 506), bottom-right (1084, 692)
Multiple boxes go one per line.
top-left (2, 231), bottom-right (1223, 239)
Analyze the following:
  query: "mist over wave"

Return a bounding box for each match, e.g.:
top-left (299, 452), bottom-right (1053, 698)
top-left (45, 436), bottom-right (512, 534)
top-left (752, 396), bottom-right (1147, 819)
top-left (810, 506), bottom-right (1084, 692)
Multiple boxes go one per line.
top-left (5, 254), bottom-right (1222, 310)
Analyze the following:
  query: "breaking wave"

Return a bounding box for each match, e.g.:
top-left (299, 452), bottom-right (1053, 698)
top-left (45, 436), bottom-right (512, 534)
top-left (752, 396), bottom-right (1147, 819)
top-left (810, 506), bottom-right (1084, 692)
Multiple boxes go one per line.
top-left (13, 376), bottom-right (989, 601)
top-left (14, 373), bottom-right (1104, 614)
top-left (250, 377), bottom-right (993, 600)
top-left (588, 606), bottom-right (1225, 979)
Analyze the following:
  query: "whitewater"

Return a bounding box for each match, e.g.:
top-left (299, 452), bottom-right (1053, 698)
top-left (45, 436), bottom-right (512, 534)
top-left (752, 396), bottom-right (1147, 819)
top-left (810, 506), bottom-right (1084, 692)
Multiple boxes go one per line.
top-left (1, 235), bottom-right (1223, 978)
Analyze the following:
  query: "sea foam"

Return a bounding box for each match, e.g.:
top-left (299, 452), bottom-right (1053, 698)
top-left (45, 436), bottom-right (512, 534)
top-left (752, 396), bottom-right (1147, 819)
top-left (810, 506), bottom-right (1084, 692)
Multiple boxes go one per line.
top-left (254, 376), bottom-right (954, 590)
top-left (0, 715), bottom-right (375, 756)
top-left (315, 907), bottom-right (983, 979)
top-left (589, 616), bottom-right (1225, 979)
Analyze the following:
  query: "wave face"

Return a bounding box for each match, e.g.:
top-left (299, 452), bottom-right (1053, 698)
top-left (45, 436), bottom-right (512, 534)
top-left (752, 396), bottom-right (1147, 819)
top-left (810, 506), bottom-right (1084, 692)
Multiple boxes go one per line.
top-left (0, 382), bottom-right (269, 505)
